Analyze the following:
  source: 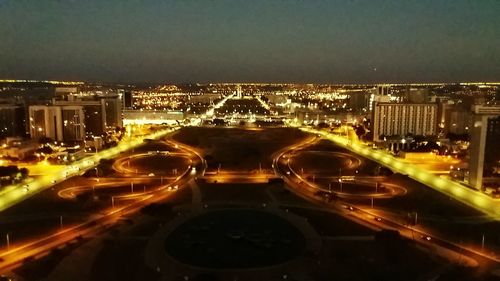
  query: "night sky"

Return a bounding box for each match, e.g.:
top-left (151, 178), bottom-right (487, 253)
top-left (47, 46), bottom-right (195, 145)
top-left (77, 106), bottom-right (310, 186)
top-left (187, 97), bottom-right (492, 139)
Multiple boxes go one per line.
top-left (1, 0), bottom-right (499, 83)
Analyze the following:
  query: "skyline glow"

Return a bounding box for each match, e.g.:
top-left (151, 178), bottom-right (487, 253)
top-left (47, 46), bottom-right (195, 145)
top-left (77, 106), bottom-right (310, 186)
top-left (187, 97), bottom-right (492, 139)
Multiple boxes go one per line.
top-left (1, 0), bottom-right (499, 83)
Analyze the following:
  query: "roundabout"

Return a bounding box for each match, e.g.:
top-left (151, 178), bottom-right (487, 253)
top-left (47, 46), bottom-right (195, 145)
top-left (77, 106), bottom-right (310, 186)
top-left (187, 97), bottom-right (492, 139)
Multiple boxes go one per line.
top-left (113, 151), bottom-right (192, 176)
top-left (283, 147), bottom-right (407, 199)
top-left (289, 150), bottom-right (362, 174)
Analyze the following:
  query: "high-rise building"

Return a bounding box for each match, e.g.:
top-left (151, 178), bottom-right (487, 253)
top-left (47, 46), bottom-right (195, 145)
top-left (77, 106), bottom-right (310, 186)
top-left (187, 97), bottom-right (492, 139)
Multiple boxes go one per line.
top-left (405, 88), bottom-right (429, 103)
top-left (61, 107), bottom-right (85, 141)
top-left (437, 101), bottom-right (472, 135)
top-left (0, 104), bottom-right (26, 139)
top-left (485, 116), bottom-right (500, 169)
top-left (102, 95), bottom-right (123, 128)
top-left (29, 106), bottom-right (49, 140)
top-left (374, 85), bottom-right (391, 96)
top-left (123, 90), bottom-right (133, 108)
top-left (447, 107), bottom-right (472, 135)
top-left (371, 103), bottom-right (438, 142)
top-left (53, 99), bottom-right (107, 137)
top-left (469, 105), bottom-right (500, 190)
top-left (82, 103), bottom-right (105, 137)
top-left (369, 93), bottom-right (391, 112)
top-left (29, 105), bottom-right (85, 142)
top-left (348, 91), bottom-right (371, 112)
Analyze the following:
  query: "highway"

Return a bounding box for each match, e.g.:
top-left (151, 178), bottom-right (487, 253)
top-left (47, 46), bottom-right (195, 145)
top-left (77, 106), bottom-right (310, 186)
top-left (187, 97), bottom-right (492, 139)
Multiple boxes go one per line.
top-left (112, 151), bottom-right (192, 176)
top-left (284, 149), bottom-right (407, 199)
top-left (0, 127), bottom-right (180, 213)
top-left (56, 177), bottom-right (163, 200)
top-left (298, 126), bottom-right (500, 219)
top-left (0, 137), bottom-right (205, 274)
top-left (273, 135), bottom-right (500, 269)
top-left (2, 119), bottom-right (499, 276)
top-left (0, 97), bottom-right (215, 275)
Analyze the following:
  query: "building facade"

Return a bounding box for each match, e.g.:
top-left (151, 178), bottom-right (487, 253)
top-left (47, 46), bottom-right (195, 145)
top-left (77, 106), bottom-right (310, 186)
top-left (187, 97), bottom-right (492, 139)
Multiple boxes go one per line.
top-left (0, 104), bottom-right (26, 139)
top-left (29, 105), bottom-right (85, 142)
top-left (372, 103), bottom-right (438, 142)
top-left (123, 110), bottom-right (184, 125)
top-left (469, 105), bottom-right (500, 190)
top-left (123, 90), bottom-right (133, 108)
top-left (102, 95), bottom-right (123, 128)
top-left (53, 98), bottom-right (107, 137)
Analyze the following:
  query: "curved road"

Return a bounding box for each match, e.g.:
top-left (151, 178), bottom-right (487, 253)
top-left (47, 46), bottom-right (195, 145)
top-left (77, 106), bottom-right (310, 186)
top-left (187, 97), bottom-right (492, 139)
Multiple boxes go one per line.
top-left (273, 135), bottom-right (500, 270)
top-left (0, 138), bottom-right (205, 274)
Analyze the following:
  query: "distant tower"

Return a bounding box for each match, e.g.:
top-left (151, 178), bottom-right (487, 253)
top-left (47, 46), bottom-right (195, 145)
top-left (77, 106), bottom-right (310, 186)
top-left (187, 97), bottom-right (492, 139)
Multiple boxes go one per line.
top-left (236, 85), bottom-right (242, 99)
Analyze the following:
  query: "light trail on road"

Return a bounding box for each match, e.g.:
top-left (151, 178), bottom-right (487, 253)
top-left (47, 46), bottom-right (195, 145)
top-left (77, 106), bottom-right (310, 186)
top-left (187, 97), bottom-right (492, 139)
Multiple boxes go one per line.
top-left (112, 152), bottom-right (192, 176)
top-left (0, 126), bottom-right (179, 213)
top-left (299, 126), bottom-right (500, 219)
top-left (273, 135), bottom-right (498, 267)
top-left (0, 135), bottom-right (205, 274)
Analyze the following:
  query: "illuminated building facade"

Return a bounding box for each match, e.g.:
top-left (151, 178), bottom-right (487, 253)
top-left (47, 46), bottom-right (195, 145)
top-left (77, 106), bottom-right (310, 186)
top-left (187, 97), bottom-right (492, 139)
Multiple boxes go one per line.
top-left (28, 105), bottom-right (85, 142)
top-left (469, 105), bottom-right (500, 190)
top-left (123, 110), bottom-right (185, 125)
top-left (0, 104), bottom-right (26, 139)
top-left (123, 90), bottom-right (133, 108)
top-left (372, 103), bottom-right (438, 142)
top-left (103, 95), bottom-right (123, 128)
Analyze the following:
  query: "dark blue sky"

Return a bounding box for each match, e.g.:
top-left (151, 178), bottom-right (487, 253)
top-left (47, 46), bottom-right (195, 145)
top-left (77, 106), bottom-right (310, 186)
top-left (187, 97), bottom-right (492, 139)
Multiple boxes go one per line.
top-left (1, 0), bottom-right (499, 83)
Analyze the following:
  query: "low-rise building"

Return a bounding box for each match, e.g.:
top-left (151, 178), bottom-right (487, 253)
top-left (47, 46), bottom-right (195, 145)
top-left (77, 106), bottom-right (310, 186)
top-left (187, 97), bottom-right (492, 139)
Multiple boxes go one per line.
top-left (123, 110), bottom-right (185, 125)
top-left (0, 138), bottom-right (38, 160)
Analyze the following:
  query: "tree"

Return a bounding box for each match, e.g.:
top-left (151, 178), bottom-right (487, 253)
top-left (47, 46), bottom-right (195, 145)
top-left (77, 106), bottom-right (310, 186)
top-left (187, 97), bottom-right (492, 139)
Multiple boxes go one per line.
top-left (317, 122), bottom-right (329, 128)
top-left (355, 125), bottom-right (366, 137)
top-left (0, 166), bottom-right (19, 178)
top-left (213, 118), bottom-right (225, 126)
top-left (96, 159), bottom-right (115, 176)
top-left (38, 137), bottom-right (53, 144)
top-left (37, 145), bottom-right (53, 154)
top-left (19, 168), bottom-right (29, 179)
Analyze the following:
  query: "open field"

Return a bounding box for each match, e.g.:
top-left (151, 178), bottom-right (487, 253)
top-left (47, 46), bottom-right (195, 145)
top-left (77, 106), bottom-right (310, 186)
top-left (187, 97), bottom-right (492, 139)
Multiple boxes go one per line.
top-left (173, 127), bottom-right (308, 171)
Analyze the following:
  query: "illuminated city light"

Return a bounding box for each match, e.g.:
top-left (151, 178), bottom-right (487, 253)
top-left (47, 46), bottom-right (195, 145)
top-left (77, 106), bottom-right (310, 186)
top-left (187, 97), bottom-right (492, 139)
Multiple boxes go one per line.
top-left (300, 127), bottom-right (500, 218)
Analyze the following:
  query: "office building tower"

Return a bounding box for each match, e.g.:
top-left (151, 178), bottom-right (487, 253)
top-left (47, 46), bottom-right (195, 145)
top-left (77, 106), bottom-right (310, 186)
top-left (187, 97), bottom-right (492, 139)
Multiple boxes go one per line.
top-left (102, 95), bottom-right (123, 128)
top-left (374, 85), bottom-right (391, 96)
top-left (0, 104), bottom-right (26, 138)
top-left (348, 91), bottom-right (371, 112)
top-left (372, 103), bottom-right (438, 142)
top-left (53, 99), bottom-right (107, 137)
top-left (123, 91), bottom-right (133, 108)
top-left (29, 105), bottom-right (85, 142)
top-left (469, 105), bottom-right (500, 190)
top-left (405, 88), bottom-right (429, 103)
top-left (61, 107), bottom-right (85, 141)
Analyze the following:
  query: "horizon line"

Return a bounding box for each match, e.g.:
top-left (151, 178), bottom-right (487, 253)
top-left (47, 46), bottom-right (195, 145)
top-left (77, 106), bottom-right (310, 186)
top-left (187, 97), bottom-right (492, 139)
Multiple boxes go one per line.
top-left (1, 79), bottom-right (500, 87)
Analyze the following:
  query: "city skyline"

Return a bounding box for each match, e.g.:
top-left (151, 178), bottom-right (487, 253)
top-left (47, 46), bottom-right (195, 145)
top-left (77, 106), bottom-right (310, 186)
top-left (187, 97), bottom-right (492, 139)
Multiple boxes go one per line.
top-left (1, 0), bottom-right (500, 83)
top-left (2, 2), bottom-right (500, 280)
top-left (0, 79), bottom-right (500, 280)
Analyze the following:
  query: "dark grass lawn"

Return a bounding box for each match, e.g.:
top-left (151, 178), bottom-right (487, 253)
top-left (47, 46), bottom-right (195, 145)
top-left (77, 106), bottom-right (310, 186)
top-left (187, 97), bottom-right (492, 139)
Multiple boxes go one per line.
top-left (173, 127), bottom-right (308, 170)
